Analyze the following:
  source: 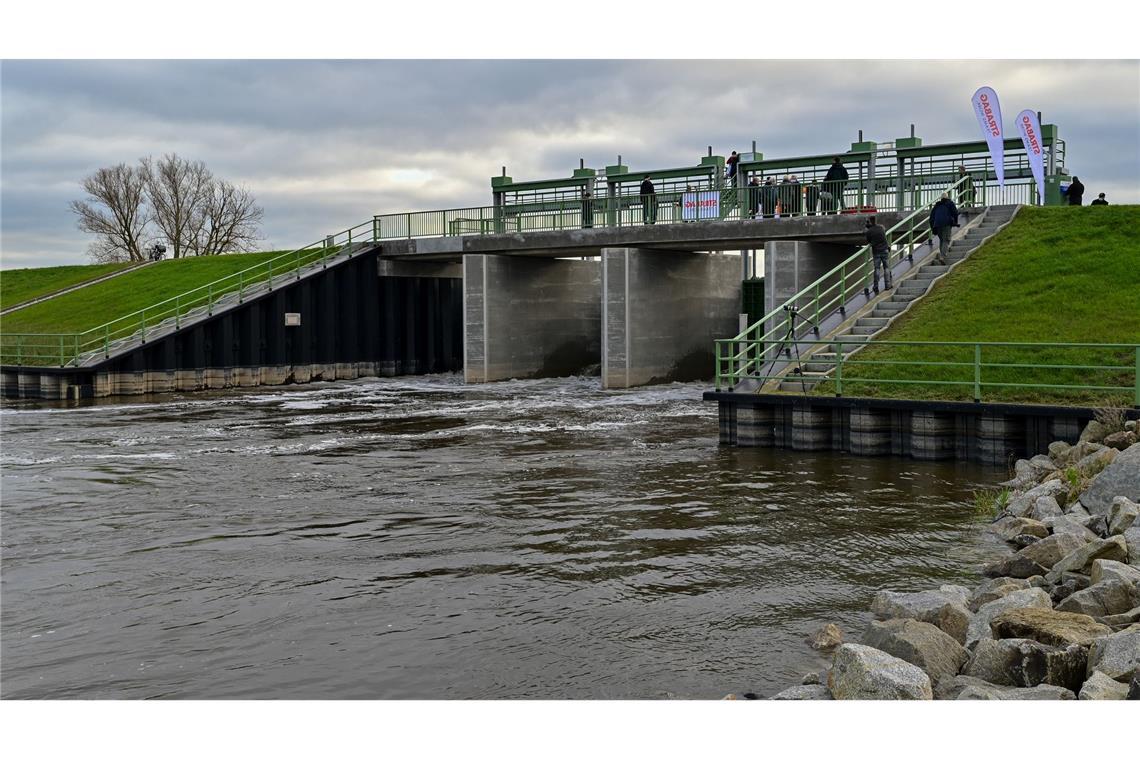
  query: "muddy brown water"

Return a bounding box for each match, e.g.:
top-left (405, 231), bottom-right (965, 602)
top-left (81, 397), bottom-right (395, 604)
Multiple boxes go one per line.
top-left (0, 375), bottom-right (1007, 699)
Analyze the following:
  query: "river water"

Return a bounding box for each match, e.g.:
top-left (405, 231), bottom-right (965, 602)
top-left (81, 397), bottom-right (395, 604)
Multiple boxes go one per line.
top-left (1, 375), bottom-right (1007, 699)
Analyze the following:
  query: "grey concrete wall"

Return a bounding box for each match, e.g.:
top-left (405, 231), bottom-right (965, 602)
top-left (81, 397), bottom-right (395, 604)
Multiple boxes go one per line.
top-left (602, 248), bottom-right (742, 389)
top-left (463, 255), bottom-right (601, 383)
top-left (377, 259), bottom-right (461, 279)
top-left (763, 241), bottom-right (858, 333)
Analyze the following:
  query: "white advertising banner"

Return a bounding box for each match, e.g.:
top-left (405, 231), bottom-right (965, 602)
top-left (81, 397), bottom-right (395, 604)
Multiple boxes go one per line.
top-left (682, 191), bottom-right (720, 221)
top-left (1016, 109), bottom-right (1047, 205)
top-left (971, 86), bottom-right (1005, 187)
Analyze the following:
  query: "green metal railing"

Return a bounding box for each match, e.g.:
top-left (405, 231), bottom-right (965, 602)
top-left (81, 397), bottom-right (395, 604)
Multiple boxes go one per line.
top-left (719, 338), bottom-right (1140, 406)
top-left (714, 175), bottom-right (972, 391)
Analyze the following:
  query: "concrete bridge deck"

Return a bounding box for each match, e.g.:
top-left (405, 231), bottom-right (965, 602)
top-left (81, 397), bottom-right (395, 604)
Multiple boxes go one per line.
top-left (379, 211), bottom-right (909, 260)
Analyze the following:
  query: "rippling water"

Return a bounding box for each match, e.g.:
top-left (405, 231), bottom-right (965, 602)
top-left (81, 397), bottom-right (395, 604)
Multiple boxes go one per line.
top-left (0, 375), bottom-right (1007, 699)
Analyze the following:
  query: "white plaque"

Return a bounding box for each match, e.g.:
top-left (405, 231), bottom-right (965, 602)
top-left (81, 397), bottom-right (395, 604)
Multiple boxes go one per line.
top-left (284, 312), bottom-right (301, 327)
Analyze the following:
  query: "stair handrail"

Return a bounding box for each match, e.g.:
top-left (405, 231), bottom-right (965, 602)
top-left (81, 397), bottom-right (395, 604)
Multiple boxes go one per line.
top-left (715, 175), bottom-right (971, 390)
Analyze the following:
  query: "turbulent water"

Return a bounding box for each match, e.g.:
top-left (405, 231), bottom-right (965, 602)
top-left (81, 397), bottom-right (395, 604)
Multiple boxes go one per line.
top-left (0, 374), bottom-right (1007, 699)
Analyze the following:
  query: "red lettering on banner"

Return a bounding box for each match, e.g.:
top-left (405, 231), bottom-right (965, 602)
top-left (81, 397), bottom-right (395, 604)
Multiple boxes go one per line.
top-left (1021, 115), bottom-right (1042, 154)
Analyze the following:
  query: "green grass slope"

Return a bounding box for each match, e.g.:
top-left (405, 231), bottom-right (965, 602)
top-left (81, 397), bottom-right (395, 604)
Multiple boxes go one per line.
top-left (819, 205), bottom-right (1140, 406)
top-left (1, 262), bottom-right (134, 311)
top-left (1, 251), bottom-right (293, 336)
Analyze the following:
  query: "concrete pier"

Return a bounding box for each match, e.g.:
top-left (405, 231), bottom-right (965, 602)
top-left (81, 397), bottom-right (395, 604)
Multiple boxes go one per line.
top-left (763, 241), bottom-right (858, 325)
top-left (601, 248), bottom-right (741, 389)
top-left (463, 255), bottom-right (601, 383)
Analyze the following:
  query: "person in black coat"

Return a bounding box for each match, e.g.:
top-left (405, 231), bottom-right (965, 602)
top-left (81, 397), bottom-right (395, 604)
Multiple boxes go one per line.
top-left (865, 216), bottom-right (892, 291)
top-left (1066, 176), bottom-right (1085, 206)
top-left (1091, 193), bottom-right (1108, 206)
top-left (640, 176), bottom-right (657, 224)
top-left (823, 157), bottom-right (849, 213)
top-left (747, 177), bottom-right (761, 218)
top-left (928, 194), bottom-right (959, 266)
top-left (761, 178), bottom-right (778, 218)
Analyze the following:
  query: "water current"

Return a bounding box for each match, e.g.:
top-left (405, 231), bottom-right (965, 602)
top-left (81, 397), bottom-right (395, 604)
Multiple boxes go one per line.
top-left (1, 374), bottom-right (1008, 699)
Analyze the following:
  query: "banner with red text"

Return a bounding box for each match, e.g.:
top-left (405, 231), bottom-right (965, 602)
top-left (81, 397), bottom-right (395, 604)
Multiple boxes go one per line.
top-left (971, 87), bottom-right (1005, 187)
top-left (1016, 109), bottom-right (1047, 205)
top-left (682, 191), bottom-right (720, 221)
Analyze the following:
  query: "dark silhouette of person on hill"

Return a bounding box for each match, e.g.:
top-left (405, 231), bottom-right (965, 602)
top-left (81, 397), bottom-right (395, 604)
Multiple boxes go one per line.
top-left (929, 193), bottom-right (959, 266)
top-left (640, 176), bottom-right (657, 224)
top-left (1091, 192), bottom-right (1108, 206)
top-left (865, 216), bottom-right (892, 292)
top-left (823, 157), bottom-right (848, 213)
top-left (1066, 176), bottom-right (1085, 206)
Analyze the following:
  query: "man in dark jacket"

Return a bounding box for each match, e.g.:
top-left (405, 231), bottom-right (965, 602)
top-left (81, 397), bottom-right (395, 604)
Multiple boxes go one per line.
top-left (823, 157), bottom-right (848, 213)
top-left (865, 216), bottom-right (892, 292)
top-left (747, 176), bottom-right (761, 218)
top-left (929, 193), bottom-right (959, 266)
top-left (1091, 193), bottom-right (1108, 206)
top-left (761, 178), bottom-right (778, 218)
top-left (640, 176), bottom-right (657, 224)
top-left (1066, 176), bottom-right (1085, 206)
top-left (726, 151), bottom-right (740, 181)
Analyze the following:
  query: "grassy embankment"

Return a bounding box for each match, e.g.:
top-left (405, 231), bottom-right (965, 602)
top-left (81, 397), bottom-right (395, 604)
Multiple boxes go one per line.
top-left (1, 262), bottom-right (134, 311)
top-left (1, 251), bottom-right (293, 336)
top-left (815, 205), bottom-right (1140, 406)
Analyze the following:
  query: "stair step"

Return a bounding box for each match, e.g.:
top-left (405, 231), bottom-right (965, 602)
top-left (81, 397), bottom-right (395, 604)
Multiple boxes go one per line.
top-left (856, 317), bottom-right (889, 327)
top-left (889, 294), bottom-right (916, 303)
top-left (872, 303), bottom-right (907, 316)
top-left (850, 325), bottom-right (883, 335)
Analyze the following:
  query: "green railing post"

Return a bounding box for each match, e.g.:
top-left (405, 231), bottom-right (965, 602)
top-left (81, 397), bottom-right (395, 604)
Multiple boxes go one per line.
top-left (104, 326), bottom-right (110, 358)
top-left (74, 334), bottom-right (79, 364)
top-left (1135, 347), bottom-right (1140, 408)
top-left (176, 296), bottom-right (181, 329)
top-left (141, 312), bottom-right (147, 343)
top-left (835, 341), bottom-right (844, 397)
top-left (406, 212), bottom-right (412, 238)
top-left (974, 343), bottom-right (982, 402)
top-left (839, 264), bottom-right (847, 311)
top-left (268, 261), bottom-right (273, 290)
top-left (373, 215), bottom-right (380, 242)
top-left (59, 335), bottom-right (65, 367)
top-left (295, 249), bottom-right (301, 278)
top-left (16, 336), bottom-right (22, 365)
top-left (238, 272), bottom-right (244, 303)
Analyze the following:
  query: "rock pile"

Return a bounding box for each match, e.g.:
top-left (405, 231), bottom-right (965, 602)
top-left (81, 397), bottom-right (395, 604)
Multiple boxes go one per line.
top-left (766, 419), bottom-right (1140, 700)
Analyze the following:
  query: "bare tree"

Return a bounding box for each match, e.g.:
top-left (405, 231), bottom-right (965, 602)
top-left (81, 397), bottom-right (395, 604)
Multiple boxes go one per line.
top-left (142, 154), bottom-right (212, 259)
top-left (188, 178), bottom-right (264, 256)
top-left (69, 163), bottom-right (149, 263)
top-left (73, 154), bottom-right (263, 262)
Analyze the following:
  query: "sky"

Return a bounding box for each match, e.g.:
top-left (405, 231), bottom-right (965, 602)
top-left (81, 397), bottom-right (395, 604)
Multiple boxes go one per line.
top-left (2, 59), bottom-right (1139, 269)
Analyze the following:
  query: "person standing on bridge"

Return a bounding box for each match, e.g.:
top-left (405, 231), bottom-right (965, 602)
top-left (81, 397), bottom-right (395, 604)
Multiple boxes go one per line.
top-left (956, 166), bottom-right (977, 207)
top-left (581, 188), bottom-right (594, 229)
top-left (929, 193), bottom-right (959, 266)
top-left (865, 216), bottom-right (892, 292)
top-left (761, 178), bottom-right (778, 219)
top-left (640, 175), bottom-right (657, 225)
top-left (823, 156), bottom-right (849, 213)
top-left (747, 176), bottom-right (761, 218)
top-left (726, 151), bottom-right (740, 182)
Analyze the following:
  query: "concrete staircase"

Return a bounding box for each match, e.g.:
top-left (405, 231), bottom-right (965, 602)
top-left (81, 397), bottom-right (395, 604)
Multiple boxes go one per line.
top-left (774, 205), bottom-right (1020, 392)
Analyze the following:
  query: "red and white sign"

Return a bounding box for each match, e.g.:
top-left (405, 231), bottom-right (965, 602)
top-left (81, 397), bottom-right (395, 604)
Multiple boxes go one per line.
top-left (682, 191), bottom-right (720, 221)
top-left (1016, 109), bottom-right (1047, 205)
top-left (972, 87), bottom-right (1006, 187)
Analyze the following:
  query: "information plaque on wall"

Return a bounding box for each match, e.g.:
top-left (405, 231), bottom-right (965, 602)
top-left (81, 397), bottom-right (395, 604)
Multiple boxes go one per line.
top-left (284, 313), bottom-right (301, 327)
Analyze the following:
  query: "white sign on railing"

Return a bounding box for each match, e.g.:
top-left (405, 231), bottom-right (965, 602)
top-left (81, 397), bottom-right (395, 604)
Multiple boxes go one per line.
top-left (682, 191), bottom-right (720, 221)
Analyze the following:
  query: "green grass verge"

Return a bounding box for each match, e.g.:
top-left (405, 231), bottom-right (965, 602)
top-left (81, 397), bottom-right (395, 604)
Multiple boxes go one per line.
top-left (815, 205), bottom-right (1140, 406)
top-left (1, 262), bottom-right (134, 311)
top-left (1, 251), bottom-right (295, 336)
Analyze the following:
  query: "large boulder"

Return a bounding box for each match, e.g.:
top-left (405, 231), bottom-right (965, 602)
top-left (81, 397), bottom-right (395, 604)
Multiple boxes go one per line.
top-left (1031, 496), bottom-right (1064, 521)
top-left (1081, 443), bottom-right (1140, 517)
top-left (862, 619), bottom-right (969, 685)
top-left (933, 602), bottom-right (972, 645)
top-left (1044, 536), bottom-right (1129, 583)
top-left (982, 554), bottom-right (1049, 580)
top-left (1074, 446), bottom-right (1118, 475)
top-left (1016, 532), bottom-right (1090, 570)
top-left (991, 516), bottom-right (1050, 541)
top-left (1125, 526), bottom-right (1140, 566)
top-left (1078, 670), bottom-right (1129, 699)
top-left (870, 585), bottom-right (969, 621)
top-left (1048, 440), bottom-right (1072, 465)
top-left (989, 606), bottom-right (1112, 647)
top-left (828, 644), bottom-right (933, 700)
top-left (770, 684), bottom-right (833, 700)
top-left (1086, 626), bottom-right (1140, 682)
top-left (968, 577), bottom-right (1031, 612)
top-left (966, 587), bottom-right (1052, 649)
top-left (1066, 501), bottom-right (1091, 518)
top-left (1043, 515), bottom-right (1100, 542)
top-left (957, 682), bottom-right (1076, 700)
top-left (1006, 480), bottom-right (1069, 518)
top-left (1109, 496), bottom-right (1140, 536)
top-left (1100, 606), bottom-right (1140, 629)
top-left (1056, 580), bottom-right (1140, 618)
top-left (1090, 559), bottom-right (1140, 586)
top-left (1079, 419), bottom-right (1109, 444)
top-left (963, 637), bottom-right (1086, 692)
top-left (1104, 430), bottom-right (1138, 451)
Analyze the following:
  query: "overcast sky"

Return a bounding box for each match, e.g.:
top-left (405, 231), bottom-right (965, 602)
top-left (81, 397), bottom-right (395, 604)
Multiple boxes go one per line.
top-left (2, 59), bottom-right (1138, 269)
